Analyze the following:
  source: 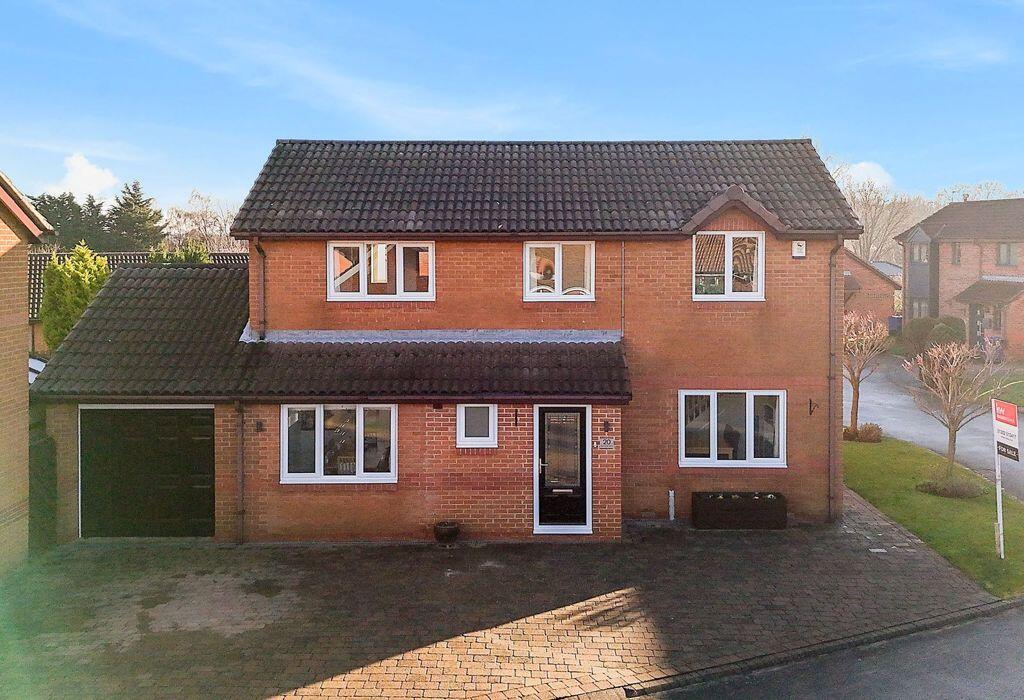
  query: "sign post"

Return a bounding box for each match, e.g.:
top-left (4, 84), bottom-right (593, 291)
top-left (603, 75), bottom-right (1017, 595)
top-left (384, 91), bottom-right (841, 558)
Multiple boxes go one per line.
top-left (992, 399), bottom-right (1020, 560)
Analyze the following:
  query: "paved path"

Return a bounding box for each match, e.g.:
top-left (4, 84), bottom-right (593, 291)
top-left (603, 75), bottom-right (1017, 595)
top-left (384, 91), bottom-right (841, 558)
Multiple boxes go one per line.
top-left (0, 492), bottom-right (991, 699)
top-left (844, 357), bottom-right (1024, 501)
top-left (660, 605), bottom-right (1024, 699)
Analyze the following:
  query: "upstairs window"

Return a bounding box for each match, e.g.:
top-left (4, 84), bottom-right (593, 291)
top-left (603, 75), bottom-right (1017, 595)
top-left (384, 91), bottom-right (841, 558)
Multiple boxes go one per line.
top-left (951, 242), bottom-right (962, 265)
top-left (997, 243), bottom-right (1018, 266)
top-left (523, 242), bottom-right (595, 301)
top-left (679, 390), bottom-right (786, 467)
top-left (910, 243), bottom-right (929, 263)
top-left (327, 242), bottom-right (434, 300)
top-left (692, 232), bottom-right (765, 301)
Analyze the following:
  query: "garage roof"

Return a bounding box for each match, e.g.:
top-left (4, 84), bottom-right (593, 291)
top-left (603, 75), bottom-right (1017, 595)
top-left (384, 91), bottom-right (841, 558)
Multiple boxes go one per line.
top-left (31, 264), bottom-right (630, 403)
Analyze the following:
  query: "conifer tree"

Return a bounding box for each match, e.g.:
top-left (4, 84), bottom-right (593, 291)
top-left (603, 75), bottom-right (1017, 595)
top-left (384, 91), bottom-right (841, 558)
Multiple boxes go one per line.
top-left (106, 181), bottom-right (165, 250)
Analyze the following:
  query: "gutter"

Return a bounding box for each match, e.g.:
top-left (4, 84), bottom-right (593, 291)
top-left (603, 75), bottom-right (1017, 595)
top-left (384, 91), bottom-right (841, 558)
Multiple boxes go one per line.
top-left (827, 234), bottom-right (844, 522)
top-left (230, 228), bottom-right (863, 242)
top-left (254, 237), bottom-right (268, 341)
top-left (31, 392), bottom-right (633, 405)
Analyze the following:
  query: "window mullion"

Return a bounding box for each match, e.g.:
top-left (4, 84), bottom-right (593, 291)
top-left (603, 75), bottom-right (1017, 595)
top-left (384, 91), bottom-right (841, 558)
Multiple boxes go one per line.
top-left (355, 405), bottom-right (364, 477)
top-left (709, 392), bottom-right (719, 465)
top-left (746, 392), bottom-right (755, 463)
top-left (396, 243), bottom-right (405, 295)
top-left (554, 244), bottom-right (563, 296)
top-left (359, 244), bottom-right (368, 296)
top-left (723, 234), bottom-right (734, 296)
top-left (315, 405), bottom-right (325, 477)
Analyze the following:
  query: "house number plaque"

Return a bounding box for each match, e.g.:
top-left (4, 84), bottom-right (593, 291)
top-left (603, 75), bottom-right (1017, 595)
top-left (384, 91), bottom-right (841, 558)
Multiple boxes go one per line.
top-left (595, 437), bottom-right (615, 449)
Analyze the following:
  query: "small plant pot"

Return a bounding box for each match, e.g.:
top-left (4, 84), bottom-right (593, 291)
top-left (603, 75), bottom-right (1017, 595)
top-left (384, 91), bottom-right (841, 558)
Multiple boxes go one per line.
top-left (433, 520), bottom-right (460, 544)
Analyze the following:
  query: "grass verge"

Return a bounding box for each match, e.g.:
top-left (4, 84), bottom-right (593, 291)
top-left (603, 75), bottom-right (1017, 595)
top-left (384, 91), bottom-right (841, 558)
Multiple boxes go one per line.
top-left (845, 437), bottom-right (1024, 597)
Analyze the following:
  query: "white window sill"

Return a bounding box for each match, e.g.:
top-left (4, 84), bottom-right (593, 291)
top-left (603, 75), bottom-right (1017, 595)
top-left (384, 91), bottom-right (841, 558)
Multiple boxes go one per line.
top-left (280, 476), bottom-right (398, 485)
top-left (456, 441), bottom-right (498, 449)
top-left (326, 295), bottom-right (435, 302)
top-left (523, 295), bottom-right (596, 303)
top-left (692, 295), bottom-right (766, 303)
top-left (678, 462), bottom-right (787, 469)
top-left (534, 525), bottom-right (593, 535)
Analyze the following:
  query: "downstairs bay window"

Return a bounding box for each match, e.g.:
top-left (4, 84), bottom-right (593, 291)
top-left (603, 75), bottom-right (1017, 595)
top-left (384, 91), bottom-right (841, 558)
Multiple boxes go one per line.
top-left (678, 390), bottom-right (786, 467)
top-left (281, 404), bottom-right (397, 483)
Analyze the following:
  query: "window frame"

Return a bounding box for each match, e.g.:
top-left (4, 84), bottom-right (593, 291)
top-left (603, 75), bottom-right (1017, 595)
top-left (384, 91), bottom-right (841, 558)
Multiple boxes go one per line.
top-left (678, 389), bottom-right (787, 468)
top-left (326, 241), bottom-right (435, 301)
top-left (522, 241), bottom-right (596, 302)
top-left (910, 243), bottom-right (929, 263)
top-left (997, 242), bottom-right (1017, 267)
top-left (455, 404), bottom-right (499, 448)
top-left (691, 231), bottom-right (766, 302)
top-left (280, 404), bottom-right (398, 484)
top-left (951, 242), bottom-right (962, 265)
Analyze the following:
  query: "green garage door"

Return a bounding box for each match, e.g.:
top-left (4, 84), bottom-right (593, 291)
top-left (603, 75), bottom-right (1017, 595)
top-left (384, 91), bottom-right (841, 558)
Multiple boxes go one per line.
top-left (80, 408), bottom-right (215, 537)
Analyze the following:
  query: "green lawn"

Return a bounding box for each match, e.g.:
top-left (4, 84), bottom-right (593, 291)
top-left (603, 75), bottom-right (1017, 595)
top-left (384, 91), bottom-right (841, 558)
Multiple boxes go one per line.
top-left (845, 438), bottom-right (1024, 597)
top-left (996, 371), bottom-right (1024, 407)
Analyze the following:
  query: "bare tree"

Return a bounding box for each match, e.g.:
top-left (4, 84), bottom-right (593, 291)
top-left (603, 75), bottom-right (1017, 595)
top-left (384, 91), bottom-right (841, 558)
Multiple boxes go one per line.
top-left (829, 162), bottom-right (937, 263)
top-left (936, 181), bottom-right (1024, 206)
top-left (904, 342), bottom-right (1022, 480)
top-left (844, 312), bottom-right (890, 433)
top-left (163, 190), bottom-right (245, 252)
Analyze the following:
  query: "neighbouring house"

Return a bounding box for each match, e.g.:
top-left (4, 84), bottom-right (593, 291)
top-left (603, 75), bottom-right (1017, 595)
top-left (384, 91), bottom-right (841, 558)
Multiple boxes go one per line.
top-left (28, 251), bottom-right (249, 356)
top-left (869, 259), bottom-right (902, 284)
top-left (896, 198), bottom-right (1024, 357)
top-left (0, 171), bottom-right (51, 572)
top-left (843, 249), bottom-right (901, 321)
top-left (32, 139), bottom-right (861, 543)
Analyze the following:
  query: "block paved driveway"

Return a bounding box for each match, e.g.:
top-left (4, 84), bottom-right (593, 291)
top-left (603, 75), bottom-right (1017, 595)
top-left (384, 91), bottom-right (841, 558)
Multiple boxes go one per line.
top-left (0, 492), bottom-right (993, 700)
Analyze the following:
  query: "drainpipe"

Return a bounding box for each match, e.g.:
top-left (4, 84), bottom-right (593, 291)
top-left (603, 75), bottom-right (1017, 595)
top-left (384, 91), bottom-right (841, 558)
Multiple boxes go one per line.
top-left (253, 237), bottom-right (268, 340)
top-left (235, 401), bottom-right (246, 544)
top-left (827, 234), bottom-right (844, 522)
top-left (620, 241), bottom-right (626, 336)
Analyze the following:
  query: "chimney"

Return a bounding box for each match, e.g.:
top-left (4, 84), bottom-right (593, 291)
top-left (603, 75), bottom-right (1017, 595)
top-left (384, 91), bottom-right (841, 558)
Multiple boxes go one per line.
top-left (963, 193), bottom-right (970, 202)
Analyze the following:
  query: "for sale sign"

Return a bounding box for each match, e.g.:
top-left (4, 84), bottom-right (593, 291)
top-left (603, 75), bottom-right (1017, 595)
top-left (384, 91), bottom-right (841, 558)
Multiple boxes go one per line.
top-left (993, 399), bottom-right (1020, 462)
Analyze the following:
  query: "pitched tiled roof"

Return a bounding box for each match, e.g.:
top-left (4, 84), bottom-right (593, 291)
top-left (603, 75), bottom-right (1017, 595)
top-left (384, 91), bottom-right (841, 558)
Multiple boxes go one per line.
top-left (899, 198), bottom-right (1024, 242)
top-left (28, 251), bottom-right (249, 320)
top-left (953, 279), bottom-right (1024, 306)
top-left (232, 140), bottom-right (860, 237)
top-left (31, 264), bottom-right (630, 402)
top-left (844, 249), bottom-right (901, 290)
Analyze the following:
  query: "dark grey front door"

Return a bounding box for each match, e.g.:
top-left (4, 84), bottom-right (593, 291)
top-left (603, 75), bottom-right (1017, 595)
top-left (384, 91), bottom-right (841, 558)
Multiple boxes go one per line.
top-left (537, 407), bottom-right (587, 526)
top-left (968, 305), bottom-right (983, 348)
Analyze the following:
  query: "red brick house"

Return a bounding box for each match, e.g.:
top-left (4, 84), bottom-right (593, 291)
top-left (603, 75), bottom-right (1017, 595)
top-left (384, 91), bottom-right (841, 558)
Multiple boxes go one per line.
top-left (1, 171), bottom-right (50, 571)
top-left (843, 249), bottom-right (900, 321)
top-left (897, 198), bottom-right (1024, 358)
top-left (32, 140), bottom-right (860, 542)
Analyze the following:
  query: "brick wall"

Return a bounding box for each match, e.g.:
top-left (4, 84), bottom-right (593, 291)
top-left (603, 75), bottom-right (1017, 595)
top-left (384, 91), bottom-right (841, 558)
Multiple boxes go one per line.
top-left (844, 252), bottom-right (898, 321)
top-left (45, 403), bottom-right (79, 543)
top-left (214, 403), bottom-right (622, 542)
top-left (0, 210), bottom-right (30, 571)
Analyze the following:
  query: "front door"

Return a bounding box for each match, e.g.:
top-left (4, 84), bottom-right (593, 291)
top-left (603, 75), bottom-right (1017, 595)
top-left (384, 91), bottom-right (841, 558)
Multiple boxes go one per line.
top-left (968, 304), bottom-right (983, 348)
top-left (537, 407), bottom-right (588, 528)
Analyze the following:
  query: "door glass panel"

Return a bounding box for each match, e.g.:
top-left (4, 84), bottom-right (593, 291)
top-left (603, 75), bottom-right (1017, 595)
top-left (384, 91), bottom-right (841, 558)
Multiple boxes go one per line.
top-left (286, 408), bottom-right (316, 474)
top-left (561, 244), bottom-right (592, 296)
top-left (717, 393), bottom-right (747, 461)
top-left (331, 245), bottom-right (361, 294)
top-left (323, 408), bottom-right (356, 475)
top-left (753, 395), bottom-right (780, 459)
top-left (528, 246), bottom-right (557, 294)
top-left (367, 244), bottom-right (397, 295)
top-left (463, 405), bottom-right (491, 438)
top-left (683, 394), bottom-right (712, 458)
top-left (362, 407), bottom-right (392, 473)
top-left (732, 236), bottom-right (759, 293)
top-left (544, 412), bottom-right (580, 487)
top-left (694, 234), bottom-right (725, 295)
top-left (401, 245), bottom-right (431, 293)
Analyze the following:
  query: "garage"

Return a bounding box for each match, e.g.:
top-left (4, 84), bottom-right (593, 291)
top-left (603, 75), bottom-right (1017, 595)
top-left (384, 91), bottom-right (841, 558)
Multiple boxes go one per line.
top-left (80, 407), bottom-right (215, 537)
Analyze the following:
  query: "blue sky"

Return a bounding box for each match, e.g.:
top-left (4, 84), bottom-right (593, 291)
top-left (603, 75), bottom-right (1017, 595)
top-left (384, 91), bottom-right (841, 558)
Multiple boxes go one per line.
top-left (2, 0), bottom-right (1022, 209)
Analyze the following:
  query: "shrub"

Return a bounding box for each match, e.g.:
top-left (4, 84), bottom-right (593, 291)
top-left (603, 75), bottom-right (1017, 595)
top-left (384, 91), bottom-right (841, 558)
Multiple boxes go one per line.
top-left (149, 239), bottom-right (211, 263)
top-left (842, 426), bottom-right (859, 441)
top-left (937, 315), bottom-right (967, 342)
top-left (902, 317), bottom-right (939, 357)
top-left (39, 244), bottom-right (110, 350)
top-left (858, 423), bottom-right (883, 442)
top-left (916, 478), bottom-right (986, 499)
top-left (927, 322), bottom-right (961, 347)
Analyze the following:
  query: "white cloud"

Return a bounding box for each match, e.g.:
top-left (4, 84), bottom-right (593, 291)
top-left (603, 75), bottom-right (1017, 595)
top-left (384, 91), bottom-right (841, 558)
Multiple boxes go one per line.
top-left (845, 161), bottom-right (894, 188)
top-left (44, 153), bottom-right (119, 200)
top-left (910, 38), bottom-right (1010, 69)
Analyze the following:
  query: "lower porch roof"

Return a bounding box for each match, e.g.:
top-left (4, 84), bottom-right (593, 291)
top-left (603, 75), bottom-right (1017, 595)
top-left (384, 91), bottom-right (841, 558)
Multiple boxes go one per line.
top-left (30, 264), bottom-right (631, 403)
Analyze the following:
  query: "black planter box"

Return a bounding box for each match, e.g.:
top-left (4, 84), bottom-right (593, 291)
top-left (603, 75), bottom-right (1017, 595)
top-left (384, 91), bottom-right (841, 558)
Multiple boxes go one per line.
top-left (691, 491), bottom-right (787, 530)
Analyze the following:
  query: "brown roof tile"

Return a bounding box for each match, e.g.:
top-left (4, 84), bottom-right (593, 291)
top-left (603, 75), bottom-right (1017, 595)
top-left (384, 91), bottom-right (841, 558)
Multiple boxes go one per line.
top-left (899, 198), bottom-right (1024, 242)
top-left (953, 279), bottom-right (1024, 306)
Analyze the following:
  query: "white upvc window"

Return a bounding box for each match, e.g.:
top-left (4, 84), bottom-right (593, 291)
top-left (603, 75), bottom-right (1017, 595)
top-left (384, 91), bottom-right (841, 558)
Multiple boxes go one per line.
top-left (678, 390), bottom-right (786, 468)
top-left (280, 404), bottom-right (398, 483)
top-left (692, 231), bottom-right (765, 301)
top-left (456, 404), bottom-right (498, 448)
top-left (327, 242), bottom-right (435, 301)
top-left (523, 242), bottom-right (596, 301)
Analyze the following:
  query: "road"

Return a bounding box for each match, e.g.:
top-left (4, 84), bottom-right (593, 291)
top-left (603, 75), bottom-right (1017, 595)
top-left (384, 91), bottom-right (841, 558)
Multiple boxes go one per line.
top-left (843, 357), bottom-right (1024, 501)
top-left (659, 606), bottom-right (1024, 699)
